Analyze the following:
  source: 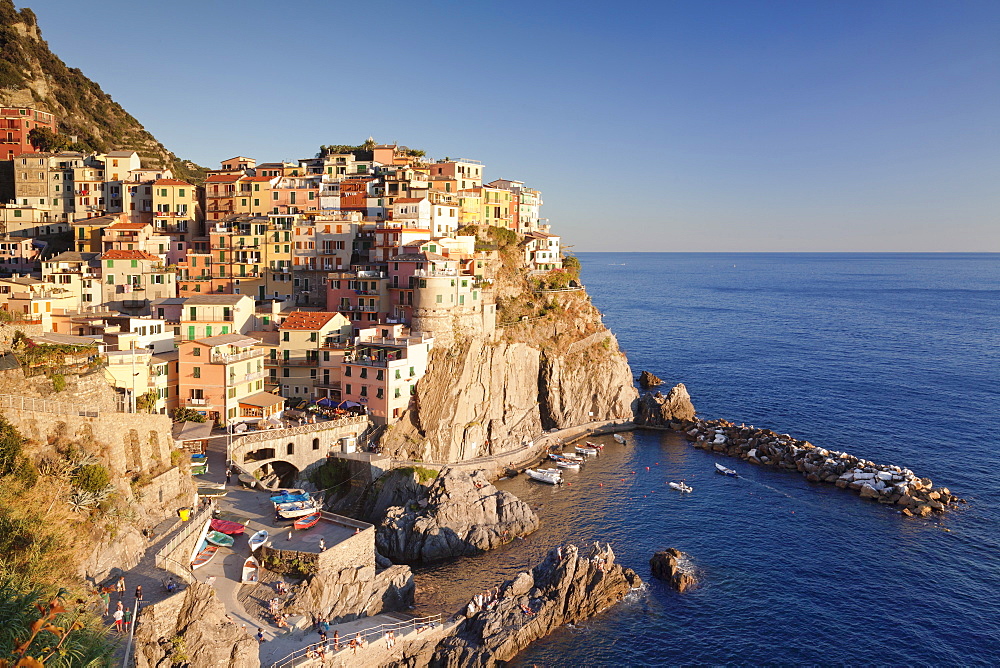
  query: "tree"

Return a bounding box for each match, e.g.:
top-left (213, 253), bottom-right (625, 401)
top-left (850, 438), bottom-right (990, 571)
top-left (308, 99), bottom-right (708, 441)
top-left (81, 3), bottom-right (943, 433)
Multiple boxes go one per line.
top-left (0, 415), bottom-right (23, 478)
top-left (171, 407), bottom-right (206, 423)
top-left (27, 127), bottom-right (68, 153)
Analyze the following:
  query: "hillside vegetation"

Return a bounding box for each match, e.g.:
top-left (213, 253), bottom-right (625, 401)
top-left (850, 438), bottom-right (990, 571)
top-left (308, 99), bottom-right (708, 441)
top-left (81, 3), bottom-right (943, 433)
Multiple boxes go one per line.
top-left (0, 1), bottom-right (205, 182)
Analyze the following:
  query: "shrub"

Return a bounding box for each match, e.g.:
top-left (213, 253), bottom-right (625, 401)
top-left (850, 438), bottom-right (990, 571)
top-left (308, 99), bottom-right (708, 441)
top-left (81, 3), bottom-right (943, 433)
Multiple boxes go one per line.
top-left (171, 407), bottom-right (206, 423)
top-left (0, 415), bottom-right (24, 478)
top-left (73, 464), bottom-right (110, 493)
top-left (51, 373), bottom-right (66, 392)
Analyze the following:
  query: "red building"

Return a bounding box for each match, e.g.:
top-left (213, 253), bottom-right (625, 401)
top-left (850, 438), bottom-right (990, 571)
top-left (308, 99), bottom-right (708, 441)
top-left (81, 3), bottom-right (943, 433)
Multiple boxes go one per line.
top-left (0, 107), bottom-right (57, 160)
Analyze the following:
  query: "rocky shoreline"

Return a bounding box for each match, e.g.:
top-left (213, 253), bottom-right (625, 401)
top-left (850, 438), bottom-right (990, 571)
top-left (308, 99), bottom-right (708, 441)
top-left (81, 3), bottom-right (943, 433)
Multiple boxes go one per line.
top-left (680, 418), bottom-right (964, 515)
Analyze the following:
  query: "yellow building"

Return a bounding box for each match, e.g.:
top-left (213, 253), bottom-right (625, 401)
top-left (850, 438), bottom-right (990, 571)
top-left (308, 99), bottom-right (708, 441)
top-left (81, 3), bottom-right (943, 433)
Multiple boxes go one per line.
top-left (152, 179), bottom-right (199, 235)
top-left (481, 186), bottom-right (512, 229)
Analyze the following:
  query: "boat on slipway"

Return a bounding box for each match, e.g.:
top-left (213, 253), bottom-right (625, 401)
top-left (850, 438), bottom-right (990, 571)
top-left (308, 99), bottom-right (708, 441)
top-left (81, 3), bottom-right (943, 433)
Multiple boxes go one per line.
top-left (294, 512), bottom-right (322, 530)
top-left (210, 518), bottom-right (246, 535)
top-left (276, 499), bottom-right (320, 519)
top-left (526, 468), bottom-right (563, 485)
top-left (242, 556), bottom-right (260, 583)
top-left (205, 530), bottom-right (235, 547)
top-left (191, 541), bottom-right (219, 569)
top-left (248, 529), bottom-right (269, 552)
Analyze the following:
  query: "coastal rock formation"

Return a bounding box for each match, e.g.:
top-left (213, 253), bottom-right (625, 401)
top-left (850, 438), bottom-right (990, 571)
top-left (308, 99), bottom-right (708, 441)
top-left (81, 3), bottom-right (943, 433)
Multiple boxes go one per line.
top-left (639, 370), bottom-right (664, 388)
top-left (379, 289), bottom-right (637, 464)
top-left (685, 419), bottom-right (964, 514)
top-left (283, 562), bottom-right (415, 623)
top-left (635, 383), bottom-right (697, 427)
top-left (431, 543), bottom-right (641, 667)
top-left (353, 467), bottom-right (430, 524)
top-left (133, 583), bottom-right (259, 668)
top-left (649, 549), bottom-right (697, 592)
top-left (377, 469), bottom-right (539, 563)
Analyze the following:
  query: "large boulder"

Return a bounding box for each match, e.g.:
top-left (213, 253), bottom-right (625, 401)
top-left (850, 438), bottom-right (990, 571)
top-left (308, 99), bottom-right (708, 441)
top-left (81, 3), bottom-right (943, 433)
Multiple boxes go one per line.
top-left (376, 469), bottom-right (539, 563)
top-left (432, 543), bottom-right (641, 667)
top-left (649, 548), bottom-right (697, 592)
top-left (283, 562), bottom-right (414, 623)
top-left (133, 583), bottom-right (259, 668)
top-left (635, 383), bottom-right (697, 426)
top-left (639, 370), bottom-right (664, 388)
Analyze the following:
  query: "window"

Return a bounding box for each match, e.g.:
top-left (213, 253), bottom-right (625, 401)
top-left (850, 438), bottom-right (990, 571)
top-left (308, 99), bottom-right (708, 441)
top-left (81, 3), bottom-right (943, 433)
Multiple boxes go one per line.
top-left (344, 366), bottom-right (351, 377)
top-left (436, 294), bottom-right (442, 304)
top-left (193, 367), bottom-right (201, 378)
top-left (345, 383), bottom-right (352, 394)
top-left (287, 443), bottom-right (294, 455)
top-left (312, 438), bottom-right (319, 451)
top-left (360, 368), bottom-right (368, 379)
top-left (394, 387), bottom-right (401, 398)
top-left (376, 369), bottom-right (384, 381)
top-left (192, 347), bottom-right (200, 357)
top-left (376, 388), bottom-right (384, 399)
top-left (360, 385), bottom-right (368, 396)
top-left (309, 332), bottom-right (317, 342)
top-left (409, 367), bottom-right (415, 377)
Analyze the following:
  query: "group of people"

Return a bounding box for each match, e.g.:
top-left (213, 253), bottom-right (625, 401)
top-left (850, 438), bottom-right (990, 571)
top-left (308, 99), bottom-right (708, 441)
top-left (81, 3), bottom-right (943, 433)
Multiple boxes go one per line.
top-left (267, 597), bottom-right (289, 628)
top-left (465, 586), bottom-right (501, 618)
top-left (106, 577), bottom-right (144, 635)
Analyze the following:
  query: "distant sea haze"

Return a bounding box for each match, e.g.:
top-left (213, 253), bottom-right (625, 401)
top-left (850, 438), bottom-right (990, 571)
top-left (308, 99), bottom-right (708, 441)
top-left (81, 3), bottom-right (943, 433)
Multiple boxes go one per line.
top-left (416, 252), bottom-right (1000, 665)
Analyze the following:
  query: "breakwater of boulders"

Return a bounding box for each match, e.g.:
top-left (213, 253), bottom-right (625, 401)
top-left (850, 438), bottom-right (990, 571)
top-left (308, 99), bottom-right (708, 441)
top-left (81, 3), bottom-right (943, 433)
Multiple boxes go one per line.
top-left (682, 418), bottom-right (964, 516)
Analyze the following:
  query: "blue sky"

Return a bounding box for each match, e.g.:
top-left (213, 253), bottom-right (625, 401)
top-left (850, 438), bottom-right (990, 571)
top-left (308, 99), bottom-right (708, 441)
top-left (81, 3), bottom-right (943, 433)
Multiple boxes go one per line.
top-left (28, 0), bottom-right (1000, 251)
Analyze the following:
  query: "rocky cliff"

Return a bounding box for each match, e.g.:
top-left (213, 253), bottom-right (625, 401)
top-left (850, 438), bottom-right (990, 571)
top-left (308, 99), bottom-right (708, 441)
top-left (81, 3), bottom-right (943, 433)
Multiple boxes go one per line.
top-left (426, 542), bottom-right (641, 667)
top-left (0, 1), bottom-right (203, 180)
top-left (284, 562), bottom-right (415, 623)
top-left (380, 287), bottom-right (637, 463)
top-left (133, 583), bottom-right (260, 668)
top-left (376, 469), bottom-right (538, 563)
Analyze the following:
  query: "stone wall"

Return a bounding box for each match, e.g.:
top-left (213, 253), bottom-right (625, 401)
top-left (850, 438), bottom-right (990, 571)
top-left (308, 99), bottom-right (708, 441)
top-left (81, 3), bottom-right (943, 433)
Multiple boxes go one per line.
top-left (232, 416), bottom-right (369, 478)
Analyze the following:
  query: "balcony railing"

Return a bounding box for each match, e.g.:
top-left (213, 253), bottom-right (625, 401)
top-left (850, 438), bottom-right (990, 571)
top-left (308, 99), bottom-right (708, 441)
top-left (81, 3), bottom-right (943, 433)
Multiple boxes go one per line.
top-left (231, 370), bottom-right (266, 384)
top-left (211, 348), bottom-right (266, 364)
top-left (185, 397), bottom-right (209, 406)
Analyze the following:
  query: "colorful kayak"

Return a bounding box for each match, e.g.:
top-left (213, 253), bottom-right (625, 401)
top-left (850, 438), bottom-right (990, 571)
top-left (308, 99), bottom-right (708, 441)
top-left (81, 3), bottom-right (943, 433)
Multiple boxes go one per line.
top-left (206, 530), bottom-right (234, 547)
top-left (293, 512), bottom-right (321, 530)
top-left (191, 542), bottom-right (219, 569)
top-left (248, 529), bottom-right (269, 552)
top-left (210, 518), bottom-right (245, 535)
top-left (242, 556), bottom-right (260, 583)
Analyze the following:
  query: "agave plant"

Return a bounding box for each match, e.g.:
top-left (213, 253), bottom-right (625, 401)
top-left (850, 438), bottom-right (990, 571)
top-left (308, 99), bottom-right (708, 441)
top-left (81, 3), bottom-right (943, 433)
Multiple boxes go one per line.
top-left (67, 491), bottom-right (98, 514)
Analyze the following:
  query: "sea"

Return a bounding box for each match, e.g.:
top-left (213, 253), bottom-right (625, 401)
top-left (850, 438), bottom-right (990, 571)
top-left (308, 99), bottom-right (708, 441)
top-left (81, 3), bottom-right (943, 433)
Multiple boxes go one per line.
top-left (412, 253), bottom-right (1000, 666)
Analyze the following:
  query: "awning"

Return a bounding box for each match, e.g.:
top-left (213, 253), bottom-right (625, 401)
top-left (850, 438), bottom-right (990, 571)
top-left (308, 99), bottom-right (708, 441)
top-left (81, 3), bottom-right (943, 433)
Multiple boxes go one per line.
top-left (239, 392), bottom-right (286, 409)
top-left (336, 401), bottom-right (361, 409)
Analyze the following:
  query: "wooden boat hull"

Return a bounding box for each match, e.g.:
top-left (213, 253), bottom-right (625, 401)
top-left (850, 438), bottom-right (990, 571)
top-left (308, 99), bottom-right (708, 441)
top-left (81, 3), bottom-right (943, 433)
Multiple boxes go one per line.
top-left (191, 543), bottom-right (219, 569)
top-left (293, 513), bottom-right (322, 529)
top-left (242, 556), bottom-right (260, 583)
top-left (206, 530), bottom-right (235, 547)
top-left (248, 529), bottom-right (268, 552)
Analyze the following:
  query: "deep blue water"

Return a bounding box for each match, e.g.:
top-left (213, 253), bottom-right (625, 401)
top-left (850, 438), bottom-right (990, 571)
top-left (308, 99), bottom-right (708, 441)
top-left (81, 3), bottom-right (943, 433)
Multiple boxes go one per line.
top-left (415, 253), bottom-right (1000, 666)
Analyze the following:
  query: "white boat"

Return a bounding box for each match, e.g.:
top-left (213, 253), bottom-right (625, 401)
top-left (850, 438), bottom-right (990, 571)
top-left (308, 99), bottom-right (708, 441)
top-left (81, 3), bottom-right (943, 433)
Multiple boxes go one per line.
top-left (242, 556), bottom-right (260, 583)
top-left (560, 452), bottom-right (585, 462)
top-left (585, 441), bottom-right (604, 451)
top-left (715, 463), bottom-right (738, 477)
top-left (555, 459), bottom-right (580, 470)
top-left (668, 481), bottom-right (693, 493)
top-left (276, 499), bottom-right (320, 519)
top-left (248, 529), bottom-right (269, 552)
top-left (575, 445), bottom-right (598, 456)
top-left (525, 468), bottom-right (562, 485)
top-left (613, 433), bottom-right (626, 444)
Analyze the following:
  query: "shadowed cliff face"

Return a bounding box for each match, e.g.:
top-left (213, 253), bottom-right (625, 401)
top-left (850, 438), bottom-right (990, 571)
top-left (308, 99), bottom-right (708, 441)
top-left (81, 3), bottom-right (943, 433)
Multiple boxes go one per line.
top-left (379, 290), bottom-right (637, 463)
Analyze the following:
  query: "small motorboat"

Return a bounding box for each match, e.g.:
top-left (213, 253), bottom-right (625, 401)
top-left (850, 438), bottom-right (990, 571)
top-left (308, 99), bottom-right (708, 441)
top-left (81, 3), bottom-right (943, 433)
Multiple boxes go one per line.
top-left (293, 512), bottom-right (322, 530)
top-left (210, 518), bottom-right (246, 535)
top-left (555, 458), bottom-right (580, 470)
top-left (715, 463), bottom-right (738, 477)
top-left (191, 541), bottom-right (219, 569)
top-left (242, 556), bottom-right (260, 583)
top-left (525, 468), bottom-right (562, 485)
top-left (668, 481), bottom-right (693, 493)
top-left (575, 445), bottom-right (599, 456)
top-left (270, 492), bottom-right (310, 505)
top-left (585, 441), bottom-right (604, 451)
top-left (205, 530), bottom-right (235, 548)
top-left (559, 452), bottom-right (585, 462)
top-left (613, 433), bottom-right (626, 444)
top-left (248, 529), bottom-right (269, 552)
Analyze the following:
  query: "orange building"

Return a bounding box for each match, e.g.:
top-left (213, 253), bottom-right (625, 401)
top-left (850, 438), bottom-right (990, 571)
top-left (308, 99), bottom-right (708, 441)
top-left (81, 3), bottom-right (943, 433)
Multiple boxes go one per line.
top-left (0, 107), bottom-right (57, 160)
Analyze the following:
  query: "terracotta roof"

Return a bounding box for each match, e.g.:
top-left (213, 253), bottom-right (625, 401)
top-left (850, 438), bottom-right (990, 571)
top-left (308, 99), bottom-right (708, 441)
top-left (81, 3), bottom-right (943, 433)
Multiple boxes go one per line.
top-left (243, 175), bottom-right (276, 182)
top-left (279, 311), bottom-right (342, 331)
top-left (205, 174), bottom-right (242, 183)
top-left (100, 250), bottom-right (159, 261)
top-left (152, 178), bottom-right (193, 186)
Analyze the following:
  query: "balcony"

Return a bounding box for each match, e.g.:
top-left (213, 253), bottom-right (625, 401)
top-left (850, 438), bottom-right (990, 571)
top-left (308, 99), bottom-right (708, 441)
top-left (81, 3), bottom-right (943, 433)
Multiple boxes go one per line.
top-left (313, 380), bottom-right (341, 390)
top-left (231, 370), bottom-right (266, 384)
top-left (413, 268), bottom-right (458, 277)
top-left (185, 397), bottom-right (210, 406)
top-left (211, 348), bottom-right (266, 364)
